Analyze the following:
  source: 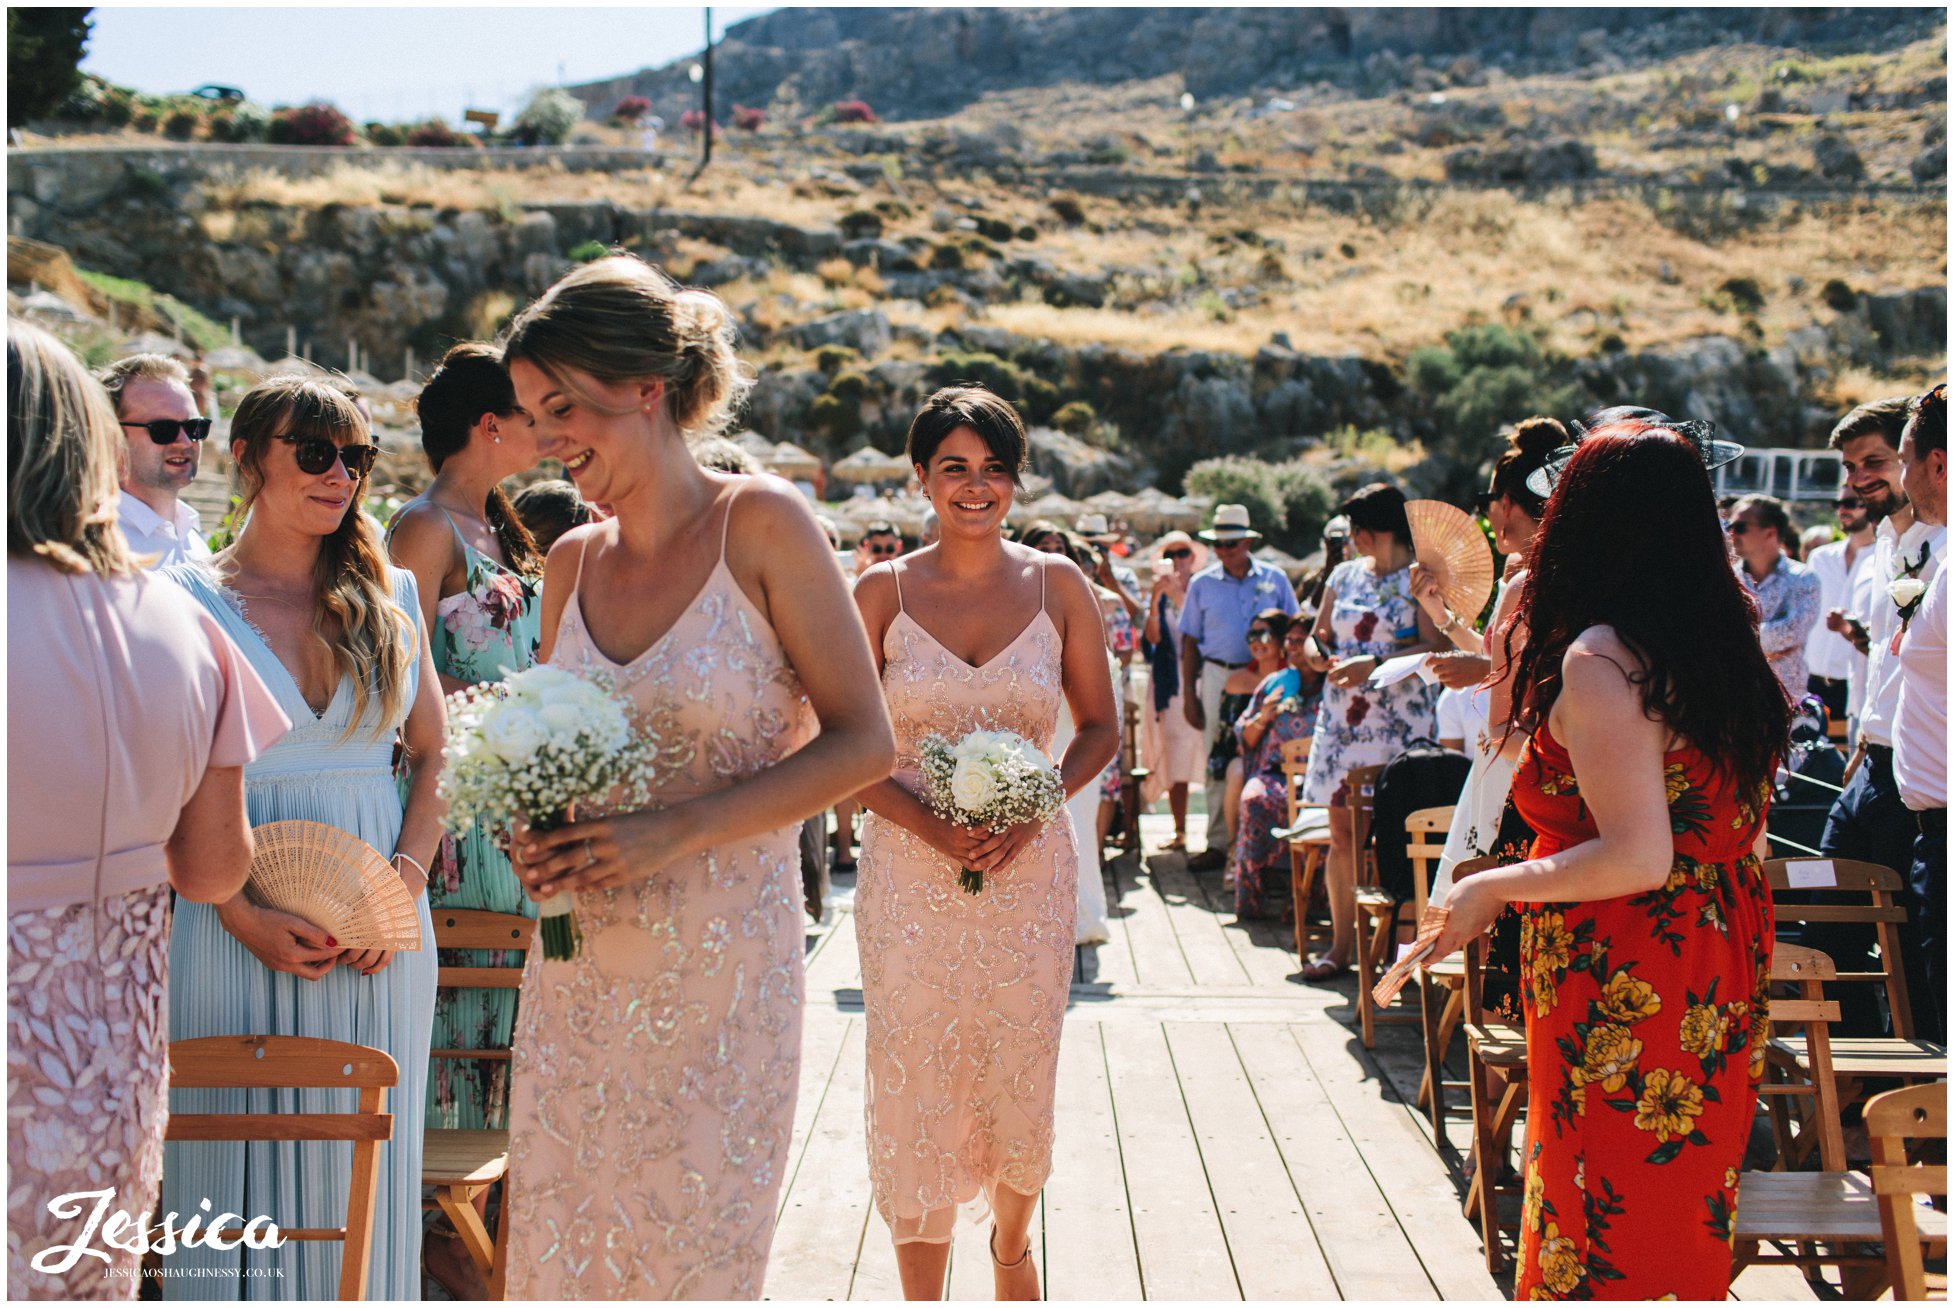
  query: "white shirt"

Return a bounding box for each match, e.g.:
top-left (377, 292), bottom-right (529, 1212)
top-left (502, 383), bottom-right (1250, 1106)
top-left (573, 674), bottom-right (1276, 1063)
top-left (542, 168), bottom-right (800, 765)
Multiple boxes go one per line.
top-left (1894, 566), bottom-right (1947, 811)
top-left (1435, 683), bottom-right (1490, 748)
top-left (1804, 536), bottom-right (1877, 681)
top-left (1860, 516), bottom-right (1946, 748)
top-left (116, 491), bottom-right (210, 569)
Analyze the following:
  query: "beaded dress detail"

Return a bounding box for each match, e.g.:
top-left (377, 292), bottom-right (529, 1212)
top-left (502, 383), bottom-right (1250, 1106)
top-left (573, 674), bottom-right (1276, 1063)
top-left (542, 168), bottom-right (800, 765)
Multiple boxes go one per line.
top-left (856, 557), bottom-right (1078, 1244)
top-left (502, 482), bottom-right (813, 1299)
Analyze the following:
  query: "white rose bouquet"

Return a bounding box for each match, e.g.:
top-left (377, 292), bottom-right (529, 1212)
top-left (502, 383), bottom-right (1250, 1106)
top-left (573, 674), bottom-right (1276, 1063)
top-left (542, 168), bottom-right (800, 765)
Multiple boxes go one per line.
top-left (439, 665), bottom-right (658, 960)
top-left (916, 728), bottom-right (1066, 894)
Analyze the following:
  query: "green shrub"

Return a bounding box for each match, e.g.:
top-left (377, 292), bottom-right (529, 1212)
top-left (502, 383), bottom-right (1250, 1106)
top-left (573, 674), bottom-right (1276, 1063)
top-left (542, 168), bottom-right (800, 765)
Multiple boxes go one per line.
top-left (567, 240), bottom-right (611, 263)
top-left (162, 107), bottom-right (200, 141)
top-left (511, 87), bottom-right (583, 146)
top-left (1405, 320), bottom-right (1581, 493)
top-left (1052, 400), bottom-right (1096, 435)
top-left (814, 344), bottom-right (857, 375)
top-left (826, 370), bottom-right (870, 403)
top-left (924, 352), bottom-right (1059, 424)
top-left (808, 392), bottom-right (863, 442)
top-left (364, 121), bottom-right (406, 147)
top-left (224, 101), bottom-right (270, 142)
top-left (1183, 456), bottom-right (1335, 555)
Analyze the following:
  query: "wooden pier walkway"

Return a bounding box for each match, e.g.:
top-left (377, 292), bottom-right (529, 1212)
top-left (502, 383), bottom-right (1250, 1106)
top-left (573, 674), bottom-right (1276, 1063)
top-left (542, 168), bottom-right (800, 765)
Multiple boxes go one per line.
top-left (762, 814), bottom-right (1823, 1301)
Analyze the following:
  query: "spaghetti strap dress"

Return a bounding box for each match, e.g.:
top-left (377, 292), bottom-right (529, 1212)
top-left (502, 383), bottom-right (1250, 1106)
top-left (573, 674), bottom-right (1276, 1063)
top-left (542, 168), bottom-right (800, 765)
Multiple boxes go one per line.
top-left (157, 562), bottom-right (438, 1301)
top-left (389, 506), bottom-right (544, 1132)
top-left (501, 480), bottom-right (814, 1299)
top-left (1508, 720), bottom-right (1774, 1300)
top-left (857, 556), bottom-right (1078, 1244)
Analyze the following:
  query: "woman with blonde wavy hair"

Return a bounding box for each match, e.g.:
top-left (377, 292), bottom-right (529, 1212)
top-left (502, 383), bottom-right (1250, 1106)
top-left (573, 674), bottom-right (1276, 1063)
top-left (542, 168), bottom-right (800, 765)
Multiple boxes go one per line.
top-left (7, 322), bottom-right (288, 1300)
top-left (157, 375), bottom-right (446, 1301)
top-left (500, 254), bottom-right (894, 1298)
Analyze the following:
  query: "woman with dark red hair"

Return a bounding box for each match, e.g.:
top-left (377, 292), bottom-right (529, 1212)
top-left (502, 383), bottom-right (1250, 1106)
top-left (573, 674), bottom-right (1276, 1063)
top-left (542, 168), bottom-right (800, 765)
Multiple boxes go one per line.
top-left (1427, 419), bottom-right (1787, 1300)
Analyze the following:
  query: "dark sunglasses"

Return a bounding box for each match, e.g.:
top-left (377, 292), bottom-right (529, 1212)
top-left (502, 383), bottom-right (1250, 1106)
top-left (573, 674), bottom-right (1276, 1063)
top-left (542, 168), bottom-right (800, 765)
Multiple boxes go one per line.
top-left (1834, 497), bottom-right (1865, 510)
top-left (122, 418), bottom-right (212, 444)
top-left (281, 435), bottom-right (378, 478)
top-left (1163, 547), bottom-right (1192, 560)
top-left (1726, 520), bottom-right (1757, 535)
top-left (1472, 490), bottom-right (1500, 515)
top-left (864, 543), bottom-right (900, 557)
top-left (1247, 628), bottom-right (1276, 642)
top-left (1213, 538), bottom-right (1250, 550)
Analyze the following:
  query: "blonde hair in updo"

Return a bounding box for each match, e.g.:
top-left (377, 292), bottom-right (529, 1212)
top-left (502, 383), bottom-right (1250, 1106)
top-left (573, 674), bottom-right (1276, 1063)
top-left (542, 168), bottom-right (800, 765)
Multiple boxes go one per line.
top-left (502, 255), bottom-right (753, 439)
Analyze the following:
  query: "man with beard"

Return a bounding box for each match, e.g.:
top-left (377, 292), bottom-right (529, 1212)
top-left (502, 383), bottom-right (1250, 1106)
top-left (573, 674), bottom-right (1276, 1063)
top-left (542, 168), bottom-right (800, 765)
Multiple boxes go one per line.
top-left (1814, 396), bottom-right (1946, 1037)
top-left (1807, 484), bottom-right (1878, 727)
top-left (99, 354), bottom-right (212, 566)
top-left (1893, 385), bottom-right (1946, 1042)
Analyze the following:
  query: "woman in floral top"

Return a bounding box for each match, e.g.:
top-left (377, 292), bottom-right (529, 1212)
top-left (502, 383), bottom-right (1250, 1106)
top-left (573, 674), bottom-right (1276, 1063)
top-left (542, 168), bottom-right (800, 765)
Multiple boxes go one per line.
top-left (1230, 620), bottom-right (1323, 919)
top-left (1426, 421), bottom-right (1788, 1300)
top-left (1297, 483), bottom-right (1447, 979)
top-left (385, 343), bottom-right (546, 1297)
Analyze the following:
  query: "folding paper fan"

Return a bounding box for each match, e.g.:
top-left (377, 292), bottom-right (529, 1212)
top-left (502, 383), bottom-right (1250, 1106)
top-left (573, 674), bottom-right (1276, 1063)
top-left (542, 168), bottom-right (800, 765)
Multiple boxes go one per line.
top-left (1405, 500), bottom-right (1496, 626)
top-left (245, 821), bottom-right (423, 951)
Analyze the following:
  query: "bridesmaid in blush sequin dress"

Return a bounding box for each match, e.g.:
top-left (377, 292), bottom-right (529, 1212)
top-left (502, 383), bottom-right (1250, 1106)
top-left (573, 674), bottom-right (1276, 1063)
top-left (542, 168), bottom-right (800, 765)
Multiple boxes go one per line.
top-left (851, 387), bottom-right (1117, 1300)
top-left (497, 255), bottom-right (893, 1300)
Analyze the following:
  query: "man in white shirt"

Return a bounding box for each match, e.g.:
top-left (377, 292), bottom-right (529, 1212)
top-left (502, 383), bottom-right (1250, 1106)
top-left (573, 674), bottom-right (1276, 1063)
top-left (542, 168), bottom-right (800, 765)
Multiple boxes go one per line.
top-left (1816, 395), bottom-right (1945, 1036)
top-left (99, 354), bottom-right (212, 566)
top-left (1805, 487), bottom-right (1877, 725)
top-left (1893, 385), bottom-right (1946, 1041)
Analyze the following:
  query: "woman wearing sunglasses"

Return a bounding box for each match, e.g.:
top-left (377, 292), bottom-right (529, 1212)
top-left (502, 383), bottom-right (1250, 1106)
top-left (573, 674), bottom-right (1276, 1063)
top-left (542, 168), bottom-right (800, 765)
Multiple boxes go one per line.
top-left (159, 376), bottom-right (446, 1301)
top-left (1138, 529), bottom-right (1207, 850)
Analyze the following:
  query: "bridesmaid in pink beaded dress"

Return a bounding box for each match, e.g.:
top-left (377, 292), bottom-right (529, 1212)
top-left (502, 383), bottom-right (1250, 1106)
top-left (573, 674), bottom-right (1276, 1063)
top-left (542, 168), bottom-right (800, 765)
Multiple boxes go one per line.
top-left (499, 257), bottom-right (894, 1300)
top-left (852, 387), bottom-right (1119, 1300)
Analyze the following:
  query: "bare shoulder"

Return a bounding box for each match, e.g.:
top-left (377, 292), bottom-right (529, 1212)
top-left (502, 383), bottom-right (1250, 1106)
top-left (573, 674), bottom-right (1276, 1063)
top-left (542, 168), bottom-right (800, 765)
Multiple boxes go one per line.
top-left (853, 558), bottom-right (899, 611)
top-left (1563, 624), bottom-right (1651, 697)
top-left (1034, 547), bottom-right (1096, 611)
top-left (726, 472), bottom-right (817, 531)
top-left (384, 499), bottom-right (454, 554)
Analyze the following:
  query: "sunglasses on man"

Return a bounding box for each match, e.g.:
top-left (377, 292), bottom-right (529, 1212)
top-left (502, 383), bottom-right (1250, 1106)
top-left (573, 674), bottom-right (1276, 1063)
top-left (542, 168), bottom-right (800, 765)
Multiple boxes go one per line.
top-left (864, 542), bottom-right (900, 557)
top-left (281, 435), bottom-right (379, 479)
top-left (1834, 497), bottom-right (1865, 510)
top-left (122, 418), bottom-right (213, 444)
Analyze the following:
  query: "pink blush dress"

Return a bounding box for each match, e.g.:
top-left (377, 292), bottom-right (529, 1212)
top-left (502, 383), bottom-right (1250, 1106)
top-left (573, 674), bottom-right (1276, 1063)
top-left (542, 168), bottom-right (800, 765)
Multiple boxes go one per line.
top-left (856, 557), bottom-right (1078, 1244)
top-left (502, 484), bottom-right (814, 1300)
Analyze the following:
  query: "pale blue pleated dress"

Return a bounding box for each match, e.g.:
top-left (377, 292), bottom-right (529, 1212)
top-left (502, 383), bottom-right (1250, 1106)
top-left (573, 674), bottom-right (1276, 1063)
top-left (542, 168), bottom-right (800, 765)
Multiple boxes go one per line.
top-left (158, 563), bottom-right (437, 1301)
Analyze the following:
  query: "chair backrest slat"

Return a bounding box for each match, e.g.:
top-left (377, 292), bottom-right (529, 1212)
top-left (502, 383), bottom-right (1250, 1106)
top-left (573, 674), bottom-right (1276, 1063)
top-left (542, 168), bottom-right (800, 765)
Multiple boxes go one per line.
top-left (1865, 1083), bottom-right (1948, 1301)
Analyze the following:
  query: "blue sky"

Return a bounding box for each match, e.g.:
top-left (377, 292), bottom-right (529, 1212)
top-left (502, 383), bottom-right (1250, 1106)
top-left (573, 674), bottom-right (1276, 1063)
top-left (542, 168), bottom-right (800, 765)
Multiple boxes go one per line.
top-left (82, 6), bottom-right (776, 125)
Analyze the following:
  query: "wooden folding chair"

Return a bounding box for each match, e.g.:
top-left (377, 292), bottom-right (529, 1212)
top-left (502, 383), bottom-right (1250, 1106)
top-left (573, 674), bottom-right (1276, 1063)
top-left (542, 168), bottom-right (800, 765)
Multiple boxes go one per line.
top-left (1340, 764), bottom-right (1410, 1048)
top-left (1282, 737), bottom-right (1331, 958)
top-left (1764, 858), bottom-right (1947, 1168)
top-left (1867, 1082), bottom-right (1949, 1300)
top-left (1732, 943), bottom-right (1910, 1294)
top-left (1120, 696), bottom-right (1148, 856)
top-left (1451, 854), bottom-right (1527, 1273)
top-left (166, 1035), bottom-right (397, 1301)
top-left (1398, 805), bottom-right (1468, 1127)
top-left (422, 908), bottom-right (535, 1300)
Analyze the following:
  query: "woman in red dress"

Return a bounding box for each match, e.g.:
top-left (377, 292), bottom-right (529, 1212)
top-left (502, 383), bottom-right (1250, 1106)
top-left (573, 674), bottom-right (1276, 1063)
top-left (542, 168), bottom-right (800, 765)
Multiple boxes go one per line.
top-left (1429, 419), bottom-right (1789, 1299)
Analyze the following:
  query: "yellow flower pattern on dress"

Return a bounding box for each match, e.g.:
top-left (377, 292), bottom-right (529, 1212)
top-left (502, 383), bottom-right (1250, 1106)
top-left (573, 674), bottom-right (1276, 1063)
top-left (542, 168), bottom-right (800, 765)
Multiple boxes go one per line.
top-left (1511, 722), bottom-right (1773, 1299)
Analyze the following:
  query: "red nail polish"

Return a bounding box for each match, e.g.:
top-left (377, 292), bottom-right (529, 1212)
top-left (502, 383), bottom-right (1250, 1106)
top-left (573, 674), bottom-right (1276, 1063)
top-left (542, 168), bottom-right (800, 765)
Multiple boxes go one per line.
top-left (327, 936), bottom-right (338, 947)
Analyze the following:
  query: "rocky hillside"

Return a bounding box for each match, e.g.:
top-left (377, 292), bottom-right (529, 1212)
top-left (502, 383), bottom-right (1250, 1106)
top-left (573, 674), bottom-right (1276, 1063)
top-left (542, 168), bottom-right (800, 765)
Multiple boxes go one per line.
top-left (572, 7), bottom-right (1940, 125)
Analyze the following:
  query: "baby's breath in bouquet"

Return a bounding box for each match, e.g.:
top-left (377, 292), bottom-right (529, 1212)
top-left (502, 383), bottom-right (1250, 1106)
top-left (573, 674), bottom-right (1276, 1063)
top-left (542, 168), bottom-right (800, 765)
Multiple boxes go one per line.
top-left (439, 665), bottom-right (657, 960)
top-left (916, 728), bottom-right (1066, 893)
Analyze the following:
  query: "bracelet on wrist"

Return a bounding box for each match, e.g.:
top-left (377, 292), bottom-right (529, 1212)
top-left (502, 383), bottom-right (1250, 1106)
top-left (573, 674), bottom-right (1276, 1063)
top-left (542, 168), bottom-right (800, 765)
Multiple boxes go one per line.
top-left (393, 852), bottom-right (427, 883)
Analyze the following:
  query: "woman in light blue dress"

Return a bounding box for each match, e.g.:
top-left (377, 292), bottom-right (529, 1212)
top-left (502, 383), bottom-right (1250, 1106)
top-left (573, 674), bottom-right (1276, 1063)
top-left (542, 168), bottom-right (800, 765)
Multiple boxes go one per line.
top-left (160, 377), bottom-right (444, 1301)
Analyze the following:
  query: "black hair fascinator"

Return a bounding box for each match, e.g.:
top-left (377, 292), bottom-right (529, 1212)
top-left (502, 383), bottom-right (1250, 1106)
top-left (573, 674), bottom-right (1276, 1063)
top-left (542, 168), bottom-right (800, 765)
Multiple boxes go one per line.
top-left (1524, 405), bottom-right (1746, 499)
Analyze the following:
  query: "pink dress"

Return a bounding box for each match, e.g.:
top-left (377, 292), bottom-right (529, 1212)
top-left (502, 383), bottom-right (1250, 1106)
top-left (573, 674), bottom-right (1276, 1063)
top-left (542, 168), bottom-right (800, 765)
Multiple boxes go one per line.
top-left (7, 559), bottom-right (287, 1300)
top-left (857, 557), bottom-right (1077, 1243)
top-left (503, 483), bottom-right (813, 1300)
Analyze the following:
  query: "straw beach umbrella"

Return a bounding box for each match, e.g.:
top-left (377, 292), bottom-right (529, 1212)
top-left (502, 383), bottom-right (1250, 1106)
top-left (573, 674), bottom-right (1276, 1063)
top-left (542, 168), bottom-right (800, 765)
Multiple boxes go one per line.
top-left (831, 446), bottom-right (913, 486)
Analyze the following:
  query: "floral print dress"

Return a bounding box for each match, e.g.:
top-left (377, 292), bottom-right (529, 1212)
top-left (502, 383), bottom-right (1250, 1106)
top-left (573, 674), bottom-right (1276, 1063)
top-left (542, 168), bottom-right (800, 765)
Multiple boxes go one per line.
top-left (1300, 558), bottom-right (1439, 805)
top-left (1508, 721), bottom-right (1774, 1301)
top-left (405, 514), bottom-right (544, 1131)
top-left (1230, 667), bottom-right (1322, 919)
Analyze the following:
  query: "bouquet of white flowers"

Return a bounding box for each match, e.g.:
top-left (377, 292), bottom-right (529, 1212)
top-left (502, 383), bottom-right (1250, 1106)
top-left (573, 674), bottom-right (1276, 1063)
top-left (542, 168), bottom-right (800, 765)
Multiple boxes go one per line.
top-left (439, 665), bottom-right (658, 960)
top-left (916, 728), bottom-right (1066, 893)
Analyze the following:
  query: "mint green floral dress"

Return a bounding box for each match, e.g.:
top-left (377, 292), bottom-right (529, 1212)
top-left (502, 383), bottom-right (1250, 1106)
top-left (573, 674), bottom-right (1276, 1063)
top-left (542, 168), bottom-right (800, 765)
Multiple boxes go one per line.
top-left (397, 508), bottom-right (544, 1131)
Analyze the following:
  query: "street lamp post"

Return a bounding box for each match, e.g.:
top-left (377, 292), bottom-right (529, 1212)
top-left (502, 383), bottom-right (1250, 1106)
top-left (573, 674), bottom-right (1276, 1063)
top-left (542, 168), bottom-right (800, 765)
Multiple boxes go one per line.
top-left (688, 7), bottom-right (714, 182)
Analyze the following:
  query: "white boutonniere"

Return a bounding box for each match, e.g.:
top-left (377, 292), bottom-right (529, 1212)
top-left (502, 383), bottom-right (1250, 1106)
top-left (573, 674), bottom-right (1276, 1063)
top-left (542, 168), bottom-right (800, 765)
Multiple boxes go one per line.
top-left (1890, 576), bottom-right (1928, 610)
top-left (1888, 542), bottom-right (1933, 653)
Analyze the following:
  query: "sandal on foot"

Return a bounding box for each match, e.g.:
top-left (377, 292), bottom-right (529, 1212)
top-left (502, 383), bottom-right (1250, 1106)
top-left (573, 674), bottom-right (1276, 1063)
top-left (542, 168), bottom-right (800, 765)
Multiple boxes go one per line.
top-left (1299, 957), bottom-right (1348, 982)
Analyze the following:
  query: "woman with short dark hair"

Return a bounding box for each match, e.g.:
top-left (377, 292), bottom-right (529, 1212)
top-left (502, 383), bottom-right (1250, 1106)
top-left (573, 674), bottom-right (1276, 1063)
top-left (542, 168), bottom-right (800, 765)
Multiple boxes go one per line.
top-left (1427, 420), bottom-right (1786, 1300)
top-left (1295, 481), bottom-right (1447, 979)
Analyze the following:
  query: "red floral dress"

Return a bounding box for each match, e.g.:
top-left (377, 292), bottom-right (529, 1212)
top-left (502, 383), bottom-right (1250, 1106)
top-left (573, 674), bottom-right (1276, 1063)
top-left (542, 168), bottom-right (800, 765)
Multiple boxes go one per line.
top-left (1509, 721), bottom-right (1773, 1300)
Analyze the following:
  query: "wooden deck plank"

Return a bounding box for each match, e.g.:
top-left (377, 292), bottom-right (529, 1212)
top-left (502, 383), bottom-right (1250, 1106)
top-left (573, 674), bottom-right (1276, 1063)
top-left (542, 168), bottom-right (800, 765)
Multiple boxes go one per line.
top-left (1107, 852), bottom-right (1197, 990)
top-left (1229, 1019), bottom-right (1437, 1301)
top-left (778, 1003), bottom-right (852, 1221)
top-left (1082, 859), bottom-right (1140, 990)
top-left (1148, 853), bottom-right (1256, 988)
top-left (1165, 1021), bottom-right (1341, 1300)
top-left (1172, 852), bottom-right (1307, 990)
top-left (1289, 1017), bottom-right (1499, 1301)
top-left (1042, 1024), bottom-right (1144, 1302)
top-left (1101, 1021), bottom-right (1239, 1299)
top-left (763, 1018), bottom-right (870, 1301)
top-left (803, 901), bottom-right (862, 996)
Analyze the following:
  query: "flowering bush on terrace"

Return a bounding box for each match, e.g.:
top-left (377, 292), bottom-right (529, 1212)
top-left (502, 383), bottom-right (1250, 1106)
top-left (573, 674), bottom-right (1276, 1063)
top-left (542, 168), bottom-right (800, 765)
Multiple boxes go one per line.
top-left (833, 99), bottom-right (879, 124)
top-left (268, 102), bottom-right (355, 147)
top-left (732, 104), bottom-right (766, 132)
top-left (614, 95), bottom-right (652, 122)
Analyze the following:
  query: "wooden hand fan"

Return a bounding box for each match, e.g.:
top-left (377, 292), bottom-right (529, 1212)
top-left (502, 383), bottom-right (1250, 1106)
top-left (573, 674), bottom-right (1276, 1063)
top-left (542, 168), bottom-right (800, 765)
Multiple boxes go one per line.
top-left (245, 821), bottom-right (423, 951)
top-left (1405, 500), bottom-right (1496, 626)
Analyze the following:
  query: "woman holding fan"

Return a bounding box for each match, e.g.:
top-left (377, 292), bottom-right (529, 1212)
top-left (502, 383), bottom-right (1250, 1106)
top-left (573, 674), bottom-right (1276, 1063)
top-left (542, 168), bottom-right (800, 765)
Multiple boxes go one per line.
top-left (160, 376), bottom-right (445, 1300)
top-left (851, 386), bottom-right (1117, 1299)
